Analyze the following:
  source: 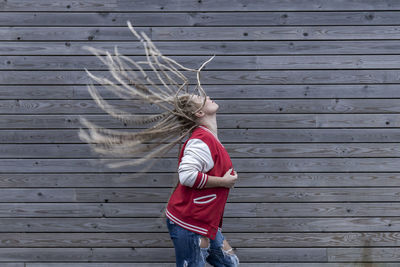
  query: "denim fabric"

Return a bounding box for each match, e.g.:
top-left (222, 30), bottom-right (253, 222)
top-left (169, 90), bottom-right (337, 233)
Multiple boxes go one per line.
top-left (166, 218), bottom-right (239, 267)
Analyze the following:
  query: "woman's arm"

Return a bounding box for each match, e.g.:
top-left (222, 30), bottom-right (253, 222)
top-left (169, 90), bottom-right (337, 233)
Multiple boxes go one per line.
top-left (204, 168), bottom-right (238, 188)
top-left (178, 139), bottom-right (238, 189)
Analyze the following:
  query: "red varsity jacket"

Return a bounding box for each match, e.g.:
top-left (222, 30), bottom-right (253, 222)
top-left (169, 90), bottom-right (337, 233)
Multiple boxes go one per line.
top-left (165, 125), bottom-right (233, 240)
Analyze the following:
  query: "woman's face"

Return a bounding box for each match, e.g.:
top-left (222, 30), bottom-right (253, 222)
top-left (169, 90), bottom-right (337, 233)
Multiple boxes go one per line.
top-left (193, 95), bottom-right (219, 116)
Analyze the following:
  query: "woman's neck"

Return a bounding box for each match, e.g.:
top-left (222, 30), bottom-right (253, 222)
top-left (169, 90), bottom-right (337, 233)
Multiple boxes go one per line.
top-left (199, 115), bottom-right (218, 138)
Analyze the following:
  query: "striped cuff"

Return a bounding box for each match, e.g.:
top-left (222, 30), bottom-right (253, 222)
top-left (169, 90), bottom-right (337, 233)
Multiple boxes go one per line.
top-left (193, 171), bottom-right (209, 189)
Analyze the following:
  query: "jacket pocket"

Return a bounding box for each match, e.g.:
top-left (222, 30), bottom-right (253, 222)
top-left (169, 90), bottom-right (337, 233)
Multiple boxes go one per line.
top-left (193, 194), bottom-right (217, 204)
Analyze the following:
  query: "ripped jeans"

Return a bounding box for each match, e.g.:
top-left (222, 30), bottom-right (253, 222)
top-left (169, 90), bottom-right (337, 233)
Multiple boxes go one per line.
top-left (166, 218), bottom-right (239, 267)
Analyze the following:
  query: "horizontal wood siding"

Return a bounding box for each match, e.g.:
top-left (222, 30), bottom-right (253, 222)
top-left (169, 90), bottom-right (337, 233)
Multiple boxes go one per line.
top-left (1, 0), bottom-right (400, 266)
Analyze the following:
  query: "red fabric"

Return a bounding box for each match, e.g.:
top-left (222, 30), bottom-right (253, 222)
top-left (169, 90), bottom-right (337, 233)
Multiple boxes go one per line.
top-left (192, 171), bottom-right (208, 189)
top-left (166, 125), bottom-right (233, 240)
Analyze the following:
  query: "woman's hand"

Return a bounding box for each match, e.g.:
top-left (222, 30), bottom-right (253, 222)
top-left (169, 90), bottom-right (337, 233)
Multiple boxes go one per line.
top-left (203, 168), bottom-right (238, 188)
top-left (221, 168), bottom-right (238, 188)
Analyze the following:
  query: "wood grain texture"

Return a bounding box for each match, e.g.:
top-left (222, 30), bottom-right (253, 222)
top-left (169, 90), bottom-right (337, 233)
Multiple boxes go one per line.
top-left (4, 143), bottom-right (400, 158)
top-left (4, 26), bottom-right (400, 41)
top-left (3, 41), bottom-right (400, 56)
top-left (1, 0), bottom-right (400, 11)
top-left (0, 217), bottom-right (399, 232)
top-left (2, 114), bottom-right (400, 128)
top-left (3, 129), bottom-right (400, 143)
top-left (4, 69), bottom-right (400, 85)
top-left (5, 55), bottom-right (400, 70)
top-left (1, 172), bottom-right (400, 187)
top-left (1, 12), bottom-right (400, 26)
top-left (2, 158), bottom-right (400, 172)
top-left (0, 202), bottom-right (399, 217)
top-left (3, 187), bottom-right (400, 202)
top-left (4, 99), bottom-right (400, 114)
top-left (2, 84), bottom-right (400, 99)
top-left (2, 232), bottom-right (400, 247)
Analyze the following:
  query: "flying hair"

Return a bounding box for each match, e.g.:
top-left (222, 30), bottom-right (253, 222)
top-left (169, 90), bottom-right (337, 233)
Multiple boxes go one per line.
top-left (78, 21), bottom-right (216, 176)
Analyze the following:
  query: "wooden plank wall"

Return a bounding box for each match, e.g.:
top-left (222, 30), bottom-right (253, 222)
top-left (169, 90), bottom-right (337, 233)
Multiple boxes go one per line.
top-left (1, 0), bottom-right (400, 266)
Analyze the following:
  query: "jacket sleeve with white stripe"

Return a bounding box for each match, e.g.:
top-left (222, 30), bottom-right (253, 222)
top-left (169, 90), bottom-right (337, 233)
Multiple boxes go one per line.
top-left (178, 138), bottom-right (214, 189)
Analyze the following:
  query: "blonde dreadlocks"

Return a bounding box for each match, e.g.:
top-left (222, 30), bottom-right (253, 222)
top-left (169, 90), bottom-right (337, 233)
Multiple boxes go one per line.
top-left (78, 21), bottom-right (215, 174)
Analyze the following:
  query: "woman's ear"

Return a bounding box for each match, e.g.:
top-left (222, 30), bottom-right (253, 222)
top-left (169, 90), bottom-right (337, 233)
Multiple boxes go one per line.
top-left (195, 110), bottom-right (205, 118)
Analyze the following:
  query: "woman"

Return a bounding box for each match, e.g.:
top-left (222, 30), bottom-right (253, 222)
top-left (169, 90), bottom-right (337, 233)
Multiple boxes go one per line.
top-left (78, 21), bottom-right (239, 266)
top-left (166, 94), bottom-right (240, 266)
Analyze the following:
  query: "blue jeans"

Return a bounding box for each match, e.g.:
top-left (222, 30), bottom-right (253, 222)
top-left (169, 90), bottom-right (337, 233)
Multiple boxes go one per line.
top-left (166, 218), bottom-right (239, 267)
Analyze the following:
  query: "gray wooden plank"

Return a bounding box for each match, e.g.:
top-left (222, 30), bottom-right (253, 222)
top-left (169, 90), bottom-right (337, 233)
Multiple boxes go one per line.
top-left (0, 232), bottom-right (173, 248)
top-left (2, 12), bottom-right (400, 26)
top-left (151, 25), bottom-right (400, 40)
top-left (5, 99), bottom-right (400, 114)
top-left (1, 188), bottom-right (400, 203)
top-left (2, 128), bottom-right (400, 143)
top-left (98, 202), bottom-right (400, 217)
top-left (3, 41), bottom-right (400, 56)
top-left (0, 114), bottom-right (316, 128)
top-left (221, 143), bottom-right (400, 157)
top-left (172, 202), bottom-right (400, 217)
top-left (218, 128), bottom-right (400, 142)
top-left (1, 172), bottom-right (400, 188)
top-left (233, 172), bottom-right (400, 187)
top-left (225, 232), bottom-right (400, 248)
top-left (88, 247), bottom-right (325, 262)
top-left (1, 0), bottom-right (399, 11)
top-left (219, 218), bottom-right (400, 232)
top-left (0, 173), bottom-right (178, 187)
top-left (5, 55), bottom-right (400, 70)
top-left (328, 248), bottom-right (400, 262)
top-left (0, 247), bottom-right (325, 262)
top-left (0, 248), bottom-right (164, 262)
top-left (5, 143), bottom-right (400, 158)
top-left (0, 217), bottom-right (399, 232)
top-left (77, 187), bottom-right (400, 203)
top-left (212, 99), bottom-right (400, 113)
top-left (3, 158), bottom-right (400, 172)
top-left (4, 26), bottom-right (400, 41)
top-left (3, 84), bottom-right (400, 99)
top-left (0, 202), bottom-right (398, 217)
top-left (0, 188), bottom-right (77, 202)
top-left (3, 114), bottom-right (400, 128)
top-left (3, 232), bottom-right (400, 248)
top-left (3, 70), bottom-right (400, 85)
top-left (0, 203), bottom-right (103, 217)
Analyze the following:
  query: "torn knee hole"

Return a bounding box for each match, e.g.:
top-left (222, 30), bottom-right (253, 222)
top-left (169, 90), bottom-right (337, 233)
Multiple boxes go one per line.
top-left (222, 239), bottom-right (235, 255)
top-left (223, 247), bottom-right (235, 255)
top-left (200, 237), bottom-right (210, 248)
